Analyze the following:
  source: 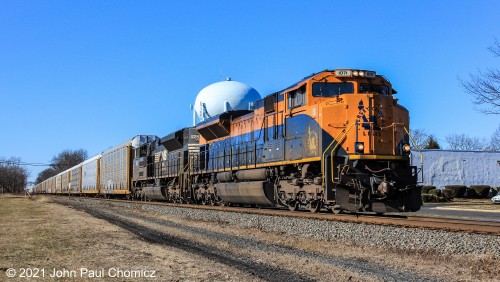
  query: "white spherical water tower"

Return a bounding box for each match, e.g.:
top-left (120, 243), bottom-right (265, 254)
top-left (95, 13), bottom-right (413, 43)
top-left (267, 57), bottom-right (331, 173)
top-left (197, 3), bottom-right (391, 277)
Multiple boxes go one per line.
top-left (193, 78), bottom-right (261, 125)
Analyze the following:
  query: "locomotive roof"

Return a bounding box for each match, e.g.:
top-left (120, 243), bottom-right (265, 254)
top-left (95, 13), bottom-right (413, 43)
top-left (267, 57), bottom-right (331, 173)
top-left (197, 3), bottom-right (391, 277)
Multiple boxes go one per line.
top-left (261, 69), bottom-right (396, 100)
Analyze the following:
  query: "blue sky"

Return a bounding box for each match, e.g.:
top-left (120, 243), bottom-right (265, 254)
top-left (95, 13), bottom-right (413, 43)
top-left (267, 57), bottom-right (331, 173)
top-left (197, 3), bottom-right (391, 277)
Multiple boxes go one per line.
top-left (1, 1), bottom-right (499, 183)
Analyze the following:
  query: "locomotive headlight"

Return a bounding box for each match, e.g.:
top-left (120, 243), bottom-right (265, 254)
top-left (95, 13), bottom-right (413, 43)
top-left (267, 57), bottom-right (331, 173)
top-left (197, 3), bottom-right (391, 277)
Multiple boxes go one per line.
top-left (352, 70), bottom-right (359, 76)
top-left (355, 142), bottom-right (365, 153)
top-left (403, 144), bottom-right (411, 154)
top-left (359, 70), bottom-right (365, 77)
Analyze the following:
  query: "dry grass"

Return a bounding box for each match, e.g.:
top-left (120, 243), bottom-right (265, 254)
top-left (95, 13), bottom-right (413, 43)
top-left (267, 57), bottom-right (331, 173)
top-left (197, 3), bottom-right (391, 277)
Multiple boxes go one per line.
top-left (438, 198), bottom-right (500, 211)
top-left (0, 195), bottom-right (261, 281)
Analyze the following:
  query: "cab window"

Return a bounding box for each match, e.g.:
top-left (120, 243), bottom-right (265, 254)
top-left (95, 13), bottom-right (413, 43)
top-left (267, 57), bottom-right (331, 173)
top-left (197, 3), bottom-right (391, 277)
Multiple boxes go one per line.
top-left (312, 82), bottom-right (354, 97)
top-left (287, 85), bottom-right (306, 109)
top-left (360, 84), bottom-right (389, 95)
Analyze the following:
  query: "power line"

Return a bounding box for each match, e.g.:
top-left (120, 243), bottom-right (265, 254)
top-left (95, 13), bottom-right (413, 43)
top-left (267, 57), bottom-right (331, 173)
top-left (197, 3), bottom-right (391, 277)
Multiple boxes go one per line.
top-left (0, 160), bottom-right (52, 167)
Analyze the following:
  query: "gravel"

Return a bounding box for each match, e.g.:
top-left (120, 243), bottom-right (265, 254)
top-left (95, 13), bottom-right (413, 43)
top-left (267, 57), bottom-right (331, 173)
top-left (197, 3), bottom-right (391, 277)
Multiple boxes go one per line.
top-left (133, 202), bottom-right (500, 258)
top-left (99, 206), bottom-right (431, 281)
top-left (54, 198), bottom-right (500, 281)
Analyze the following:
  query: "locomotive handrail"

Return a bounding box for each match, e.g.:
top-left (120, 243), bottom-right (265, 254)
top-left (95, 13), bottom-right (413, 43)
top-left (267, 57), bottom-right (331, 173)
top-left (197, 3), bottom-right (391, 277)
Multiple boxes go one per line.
top-left (380, 123), bottom-right (424, 183)
top-left (403, 126), bottom-right (424, 183)
top-left (381, 124), bottom-right (423, 158)
top-left (321, 122), bottom-right (356, 187)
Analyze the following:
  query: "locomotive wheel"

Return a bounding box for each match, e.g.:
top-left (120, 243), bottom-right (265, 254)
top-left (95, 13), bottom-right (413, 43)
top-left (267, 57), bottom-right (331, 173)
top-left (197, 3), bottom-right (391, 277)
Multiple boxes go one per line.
top-left (209, 196), bottom-right (216, 206)
top-left (288, 201), bottom-right (299, 211)
top-left (308, 201), bottom-right (322, 213)
top-left (332, 205), bottom-right (343, 214)
top-left (210, 195), bottom-right (221, 206)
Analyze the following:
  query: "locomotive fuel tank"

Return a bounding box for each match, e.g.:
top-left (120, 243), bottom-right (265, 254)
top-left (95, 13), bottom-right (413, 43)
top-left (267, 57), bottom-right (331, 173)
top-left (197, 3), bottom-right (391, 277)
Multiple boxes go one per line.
top-left (141, 186), bottom-right (168, 201)
top-left (216, 171), bottom-right (233, 182)
top-left (215, 169), bottom-right (273, 205)
top-left (235, 168), bottom-right (268, 181)
top-left (216, 181), bottom-right (275, 205)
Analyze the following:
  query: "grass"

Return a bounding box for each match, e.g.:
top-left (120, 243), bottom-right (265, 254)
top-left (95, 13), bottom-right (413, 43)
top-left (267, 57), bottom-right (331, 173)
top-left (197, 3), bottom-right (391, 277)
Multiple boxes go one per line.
top-left (0, 194), bottom-right (160, 280)
top-left (0, 195), bottom-right (80, 270)
top-left (434, 198), bottom-right (500, 210)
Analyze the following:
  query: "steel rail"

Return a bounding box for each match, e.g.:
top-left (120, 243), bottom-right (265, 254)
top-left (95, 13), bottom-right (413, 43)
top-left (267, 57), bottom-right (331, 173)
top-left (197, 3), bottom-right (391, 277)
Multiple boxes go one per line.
top-left (53, 196), bottom-right (500, 236)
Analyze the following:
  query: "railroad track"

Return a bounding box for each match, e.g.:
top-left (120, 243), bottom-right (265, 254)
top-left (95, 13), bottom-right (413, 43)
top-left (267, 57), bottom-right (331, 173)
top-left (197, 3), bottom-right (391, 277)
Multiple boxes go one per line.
top-left (58, 195), bottom-right (500, 236)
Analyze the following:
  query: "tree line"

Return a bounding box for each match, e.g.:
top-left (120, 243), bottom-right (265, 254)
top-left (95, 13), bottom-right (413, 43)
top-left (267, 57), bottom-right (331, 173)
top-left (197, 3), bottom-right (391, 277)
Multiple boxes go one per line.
top-left (35, 149), bottom-right (88, 184)
top-left (411, 124), bottom-right (500, 151)
top-left (0, 158), bottom-right (29, 193)
top-left (0, 149), bottom-right (87, 193)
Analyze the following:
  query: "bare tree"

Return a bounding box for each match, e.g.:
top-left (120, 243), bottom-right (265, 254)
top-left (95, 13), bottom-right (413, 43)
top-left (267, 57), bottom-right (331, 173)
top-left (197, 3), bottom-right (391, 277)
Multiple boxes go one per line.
top-left (0, 157), bottom-right (29, 193)
top-left (489, 39), bottom-right (500, 56)
top-left (35, 167), bottom-right (57, 184)
top-left (410, 129), bottom-right (441, 149)
top-left (459, 39), bottom-right (500, 115)
top-left (36, 149), bottom-right (88, 183)
top-left (445, 134), bottom-right (486, 151)
top-left (50, 149), bottom-right (88, 172)
top-left (486, 124), bottom-right (500, 151)
top-left (409, 128), bottom-right (429, 149)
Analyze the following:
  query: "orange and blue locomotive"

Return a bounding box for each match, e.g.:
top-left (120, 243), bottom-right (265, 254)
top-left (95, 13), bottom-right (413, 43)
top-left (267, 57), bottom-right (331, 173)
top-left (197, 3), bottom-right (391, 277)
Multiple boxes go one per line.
top-left (131, 69), bottom-right (422, 214)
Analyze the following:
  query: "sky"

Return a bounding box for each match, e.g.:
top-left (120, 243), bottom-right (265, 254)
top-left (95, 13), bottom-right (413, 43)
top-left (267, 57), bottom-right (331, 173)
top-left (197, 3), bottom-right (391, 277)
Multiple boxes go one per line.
top-left (1, 0), bottom-right (499, 183)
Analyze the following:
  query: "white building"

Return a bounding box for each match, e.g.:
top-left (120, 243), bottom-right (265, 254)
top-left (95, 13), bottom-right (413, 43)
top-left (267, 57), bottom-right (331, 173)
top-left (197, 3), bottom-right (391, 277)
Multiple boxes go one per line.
top-left (411, 150), bottom-right (500, 188)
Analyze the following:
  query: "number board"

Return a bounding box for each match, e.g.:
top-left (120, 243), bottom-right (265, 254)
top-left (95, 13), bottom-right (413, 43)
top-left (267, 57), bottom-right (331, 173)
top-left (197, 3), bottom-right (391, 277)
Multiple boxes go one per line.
top-left (334, 69), bottom-right (352, 77)
top-left (365, 71), bottom-right (376, 78)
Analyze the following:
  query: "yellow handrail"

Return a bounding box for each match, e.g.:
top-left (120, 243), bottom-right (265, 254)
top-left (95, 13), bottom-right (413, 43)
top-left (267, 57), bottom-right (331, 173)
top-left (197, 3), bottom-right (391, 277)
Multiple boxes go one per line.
top-left (321, 122), bottom-right (356, 187)
top-left (402, 126), bottom-right (422, 162)
top-left (403, 126), bottom-right (424, 182)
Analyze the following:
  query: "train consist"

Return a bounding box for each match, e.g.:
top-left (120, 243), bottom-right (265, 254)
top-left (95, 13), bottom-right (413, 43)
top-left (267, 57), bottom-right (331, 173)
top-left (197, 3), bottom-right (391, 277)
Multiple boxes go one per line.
top-left (34, 69), bottom-right (422, 214)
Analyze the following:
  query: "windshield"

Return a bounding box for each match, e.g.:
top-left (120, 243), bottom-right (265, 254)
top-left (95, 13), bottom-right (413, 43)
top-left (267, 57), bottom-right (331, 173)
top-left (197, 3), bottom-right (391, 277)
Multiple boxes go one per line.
top-left (312, 82), bottom-right (354, 97)
top-left (360, 84), bottom-right (389, 95)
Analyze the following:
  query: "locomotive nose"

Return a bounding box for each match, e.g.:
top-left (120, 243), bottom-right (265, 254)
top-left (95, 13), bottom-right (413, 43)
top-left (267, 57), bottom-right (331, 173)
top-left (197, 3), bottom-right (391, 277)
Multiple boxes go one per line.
top-left (352, 95), bottom-right (395, 155)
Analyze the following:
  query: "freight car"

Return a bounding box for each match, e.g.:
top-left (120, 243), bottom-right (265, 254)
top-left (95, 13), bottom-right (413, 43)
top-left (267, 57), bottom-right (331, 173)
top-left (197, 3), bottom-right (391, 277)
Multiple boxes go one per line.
top-left (35, 69), bottom-right (422, 214)
top-left (36, 135), bottom-right (157, 197)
